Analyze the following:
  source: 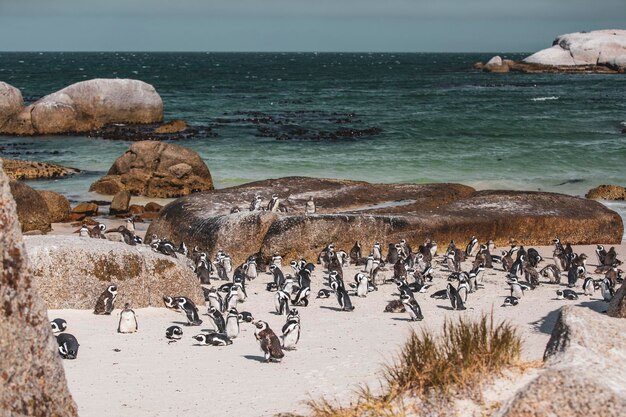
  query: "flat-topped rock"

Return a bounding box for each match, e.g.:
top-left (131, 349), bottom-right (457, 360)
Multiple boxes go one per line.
top-left (586, 184), bottom-right (626, 200)
top-left (1, 158), bottom-right (80, 180)
top-left (0, 162), bottom-right (78, 416)
top-left (24, 235), bottom-right (204, 309)
top-left (89, 141), bottom-right (214, 198)
top-left (0, 79), bottom-right (163, 135)
top-left (495, 306), bottom-right (626, 417)
top-left (146, 177), bottom-right (622, 264)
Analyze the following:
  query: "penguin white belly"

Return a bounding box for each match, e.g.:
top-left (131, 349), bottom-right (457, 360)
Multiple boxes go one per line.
top-left (282, 324), bottom-right (300, 349)
top-left (356, 280), bottom-right (368, 297)
top-left (118, 313), bottom-right (137, 333)
top-left (226, 319), bottom-right (239, 339)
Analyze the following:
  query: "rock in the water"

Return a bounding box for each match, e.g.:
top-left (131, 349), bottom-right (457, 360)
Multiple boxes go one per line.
top-left (486, 56), bottom-right (503, 66)
top-left (38, 190), bottom-right (71, 222)
top-left (483, 55), bottom-right (510, 73)
top-left (523, 29), bottom-right (626, 69)
top-left (1, 158), bottom-right (80, 180)
top-left (586, 184), bottom-right (626, 200)
top-left (0, 162), bottom-right (78, 416)
top-left (0, 79), bottom-right (163, 135)
top-left (72, 202), bottom-right (99, 216)
top-left (146, 177), bottom-right (622, 265)
top-left (154, 119), bottom-right (188, 134)
top-left (0, 81), bottom-right (24, 128)
top-left (89, 140), bottom-right (214, 198)
top-left (495, 306), bottom-right (626, 417)
top-left (24, 235), bottom-right (204, 309)
top-left (8, 180), bottom-right (52, 233)
top-left (109, 190), bottom-right (132, 214)
top-left (607, 280), bottom-right (626, 318)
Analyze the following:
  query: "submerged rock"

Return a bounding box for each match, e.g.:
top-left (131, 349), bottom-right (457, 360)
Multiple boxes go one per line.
top-left (145, 177), bottom-right (622, 265)
top-left (24, 235), bottom-right (204, 309)
top-left (0, 79), bottom-right (163, 135)
top-left (586, 184), bottom-right (626, 200)
top-left (9, 180), bottom-right (52, 233)
top-left (89, 140), bottom-right (214, 198)
top-left (495, 306), bottom-right (626, 417)
top-left (0, 161), bottom-right (78, 416)
top-left (1, 158), bottom-right (80, 180)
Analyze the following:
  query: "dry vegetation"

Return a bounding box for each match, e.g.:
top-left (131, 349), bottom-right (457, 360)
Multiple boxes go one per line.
top-left (278, 313), bottom-right (521, 417)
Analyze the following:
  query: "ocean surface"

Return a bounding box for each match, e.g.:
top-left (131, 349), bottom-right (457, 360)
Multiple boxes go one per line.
top-left (0, 52), bottom-right (625, 233)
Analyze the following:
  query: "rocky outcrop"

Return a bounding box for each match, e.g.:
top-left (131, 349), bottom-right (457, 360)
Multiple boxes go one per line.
top-left (145, 177), bottom-right (623, 265)
top-left (495, 306), bottom-right (626, 417)
top-left (89, 141), bottom-right (214, 198)
top-left (0, 162), bottom-right (78, 416)
top-left (586, 184), bottom-right (626, 200)
top-left (154, 119), bottom-right (188, 134)
top-left (38, 190), bottom-right (70, 222)
top-left (478, 30), bottom-right (626, 74)
top-left (0, 82), bottom-right (23, 127)
top-left (8, 180), bottom-right (51, 233)
top-left (1, 158), bottom-right (80, 180)
top-left (24, 235), bottom-right (204, 309)
top-left (109, 190), bottom-right (131, 214)
top-left (0, 79), bottom-right (163, 135)
top-left (524, 29), bottom-right (626, 69)
top-left (607, 280), bottom-right (626, 318)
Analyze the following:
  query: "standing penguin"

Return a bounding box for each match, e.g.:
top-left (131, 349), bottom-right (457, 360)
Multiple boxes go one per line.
top-left (117, 303), bottom-right (138, 333)
top-left (56, 333), bottom-right (80, 360)
top-left (401, 293), bottom-right (424, 321)
top-left (355, 273), bottom-right (369, 297)
top-left (275, 290), bottom-right (290, 315)
top-left (94, 284), bottom-right (118, 315)
top-left (350, 241), bottom-right (362, 264)
top-left (331, 281), bottom-right (355, 311)
top-left (567, 265), bottom-right (585, 288)
top-left (78, 224), bottom-right (89, 238)
top-left (270, 264), bottom-right (286, 289)
top-left (267, 194), bottom-right (280, 212)
top-left (465, 236), bottom-right (479, 257)
top-left (305, 196), bottom-right (316, 214)
top-left (281, 308), bottom-right (301, 350)
top-left (446, 283), bottom-right (466, 311)
top-left (582, 277), bottom-right (596, 296)
top-left (254, 320), bottom-right (285, 362)
top-left (176, 296), bottom-right (202, 326)
top-left (225, 308), bottom-right (240, 339)
top-left (207, 307), bottom-right (226, 333)
top-left (373, 242), bottom-right (382, 261)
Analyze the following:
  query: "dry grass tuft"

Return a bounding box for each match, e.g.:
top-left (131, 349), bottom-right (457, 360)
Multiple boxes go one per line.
top-left (297, 313), bottom-right (521, 417)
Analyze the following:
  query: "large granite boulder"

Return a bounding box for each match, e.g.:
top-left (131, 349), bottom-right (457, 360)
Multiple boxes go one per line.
top-left (523, 29), bottom-right (626, 69)
top-left (607, 280), bottom-right (626, 318)
top-left (0, 79), bottom-right (163, 135)
top-left (24, 235), bottom-right (204, 309)
top-left (495, 306), bottom-right (626, 417)
top-left (89, 141), bottom-right (214, 198)
top-left (586, 184), bottom-right (626, 200)
top-left (1, 158), bottom-right (80, 180)
top-left (38, 190), bottom-right (71, 222)
top-left (145, 177), bottom-right (622, 265)
top-left (0, 81), bottom-right (23, 128)
top-left (0, 162), bottom-right (78, 416)
top-left (8, 180), bottom-right (52, 233)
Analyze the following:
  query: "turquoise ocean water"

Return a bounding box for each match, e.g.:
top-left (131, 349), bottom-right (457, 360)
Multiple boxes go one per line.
top-left (0, 52), bottom-right (624, 236)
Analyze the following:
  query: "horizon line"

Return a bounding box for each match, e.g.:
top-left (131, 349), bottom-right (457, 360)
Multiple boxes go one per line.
top-left (0, 50), bottom-right (531, 55)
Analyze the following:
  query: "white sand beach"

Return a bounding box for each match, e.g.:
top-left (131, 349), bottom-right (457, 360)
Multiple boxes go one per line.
top-left (47, 243), bottom-right (624, 417)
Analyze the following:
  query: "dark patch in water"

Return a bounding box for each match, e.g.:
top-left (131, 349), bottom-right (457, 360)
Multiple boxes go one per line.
top-left (555, 179), bottom-right (585, 186)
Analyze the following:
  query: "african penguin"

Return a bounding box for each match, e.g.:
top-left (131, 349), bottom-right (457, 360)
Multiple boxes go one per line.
top-left (93, 284), bottom-right (117, 315)
top-left (56, 333), bottom-right (80, 360)
top-left (50, 318), bottom-right (67, 333)
top-left (254, 320), bottom-right (284, 362)
top-left (165, 325), bottom-right (183, 340)
top-left (117, 303), bottom-right (138, 333)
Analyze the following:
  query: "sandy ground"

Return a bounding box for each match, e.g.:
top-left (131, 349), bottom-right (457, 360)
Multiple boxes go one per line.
top-left (47, 243), bottom-right (624, 417)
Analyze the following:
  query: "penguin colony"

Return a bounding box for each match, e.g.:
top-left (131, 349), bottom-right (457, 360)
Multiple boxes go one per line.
top-left (57, 197), bottom-right (623, 363)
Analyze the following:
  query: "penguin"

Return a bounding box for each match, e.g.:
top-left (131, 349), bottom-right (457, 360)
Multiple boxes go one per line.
top-left (78, 223), bottom-right (89, 238)
top-left (163, 296), bottom-right (180, 311)
top-left (399, 239), bottom-right (412, 257)
top-left (151, 240), bottom-right (178, 258)
top-left (373, 242), bottom-right (382, 261)
top-left (50, 318), bottom-right (67, 333)
top-left (270, 264), bottom-right (286, 289)
top-left (465, 236), bottom-right (479, 257)
top-left (350, 241), bottom-right (362, 264)
top-left (117, 303), bottom-right (138, 333)
top-left (582, 277), bottom-right (595, 296)
top-left (94, 284), bottom-right (117, 315)
top-left (332, 282), bottom-right (355, 311)
top-left (178, 241), bottom-right (189, 257)
top-left (282, 275), bottom-right (296, 295)
top-left (553, 248), bottom-right (568, 272)
top-left (355, 273), bottom-right (369, 298)
top-left (567, 265), bottom-right (585, 288)
top-left (267, 194), bottom-right (280, 212)
top-left (556, 289), bottom-right (579, 300)
top-left (206, 288), bottom-right (224, 312)
top-left (125, 218), bottom-right (135, 234)
top-left (384, 299), bottom-right (406, 313)
top-left (387, 244), bottom-right (400, 265)
top-left (225, 288), bottom-right (240, 312)
top-left (393, 258), bottom-right (407, 280)
top-left (238, 311), bottom-right (254, 323)
top-left (364, 254), bottom-right (375, 275)
top-left (598, 279), bottom-right (614, 302)
top-left (540, 265), bottom-right (561, 284)
top-left (207, 307), bottom-right (226, 333)
top-left (176, 297), bottom-right (202, 326)
top-left (502, 296), bottom-right (519, 307)
top-left (524, 266), bottom-right (540, 289)
top-left (446, 250), bottom-right (460, 272)
top-left (401, 293), bottom-right (424, 321)
top-left (220, 255), bottom-right (233, 274)
top-left (275, 290), bottom-right (290, 315)
top-left (56, 333), bottom-right (80, 360)
top-left (234, 282), bottom-right (248, 302)
top-left (281, 309), bottom-right (301, 350)
top-left (457, 280), bottom-right (469, 304)
top-left (430, 289), bottom-right (449, 299)
top-left (250, 195), bottom-right (263, 211)
top-left (446, 283), bottom-right (466, 310)
top-left (193, 332), bottom-right (232, 346)
top-left (317, 289), bottom-right (332, 299)
top-left (254, 320), bottom-right (284, 362)
top-left (195, 255), bottom-right (212, 285)
top-left (88, 223), bottom-right (107, 239)
top-left (509, 282), bottom-right (527, 299)
top-left (244, 259), bottom-right (259, 280)
top-left (292, 286), bottom-right (311, 307)
top-left (305, 196), bottom-right (316, 214)
top-left (225, 308), bottom-right (240, 339)
top-left (526, 248), bottom-right (542, 267)
top-left (595, 245), bottom-right (607, 265)
top-left (165, 325), bottom-right (183, 340)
